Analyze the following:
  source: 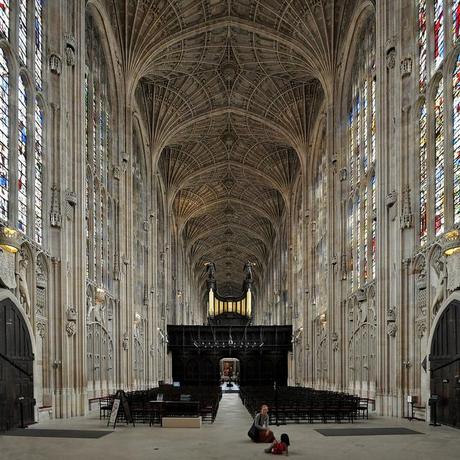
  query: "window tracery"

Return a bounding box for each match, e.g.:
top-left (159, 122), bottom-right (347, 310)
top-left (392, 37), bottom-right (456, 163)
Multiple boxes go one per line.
top-left (85, 14), bottom-right (117, 397)
top-left (418, 1), bottom-right (460, 242)
top-left (18, 0), bottom-right (27, 65)
top-left (34, 0), bottom-right (43, 89)
top-left (0, 49), bottom-right (8, 222)
top-left (34, 103), bottom-right (43, 244)
top-left (18, 77), bottom-right (27, 233)
top-left (347, 17), bottom-right (376, 292)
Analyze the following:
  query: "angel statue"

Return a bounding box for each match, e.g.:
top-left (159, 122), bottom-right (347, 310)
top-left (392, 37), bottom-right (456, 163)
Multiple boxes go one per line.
top-left (431, 255), bottom-right (447, 315)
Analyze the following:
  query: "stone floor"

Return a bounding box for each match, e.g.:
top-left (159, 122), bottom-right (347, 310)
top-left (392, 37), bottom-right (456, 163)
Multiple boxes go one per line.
top-left (1, 393), bottom-right (459, 460)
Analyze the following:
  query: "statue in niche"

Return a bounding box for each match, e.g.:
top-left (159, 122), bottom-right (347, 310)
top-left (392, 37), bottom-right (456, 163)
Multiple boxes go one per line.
top-left (86, 295), bottom-right (95, 321)
top-left (17, 253), bottom-right (31, 315)
top-left (431, 255), bottom-right (447, 315)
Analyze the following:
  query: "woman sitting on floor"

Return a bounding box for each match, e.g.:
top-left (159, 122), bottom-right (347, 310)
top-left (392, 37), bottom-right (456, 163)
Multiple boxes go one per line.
top-left (252, 404), bottom-right (275, 443)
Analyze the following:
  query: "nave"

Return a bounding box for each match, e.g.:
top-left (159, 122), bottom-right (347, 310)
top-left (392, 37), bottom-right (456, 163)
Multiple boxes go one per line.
top-left (1, 393), bottom-right (460, 460)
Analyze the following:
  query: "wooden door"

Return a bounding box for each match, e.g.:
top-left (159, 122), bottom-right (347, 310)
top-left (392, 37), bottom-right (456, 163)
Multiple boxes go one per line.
top-left (430, 300), bottom-right (460, 428)
top-left (0, 298), bottom-right (34, 431)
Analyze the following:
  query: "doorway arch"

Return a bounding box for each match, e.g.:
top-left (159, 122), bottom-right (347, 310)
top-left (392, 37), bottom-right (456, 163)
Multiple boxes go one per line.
top-left (0, 294), bottom-right (35, 431)
top-left (428, 298), bottom-right (460, 427)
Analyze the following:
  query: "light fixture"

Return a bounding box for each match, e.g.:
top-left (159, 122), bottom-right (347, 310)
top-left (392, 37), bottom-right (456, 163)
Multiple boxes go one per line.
top-left (444, 229), bottom-right (460, 256)
top-left (0, 226), bottom-right (21, 253)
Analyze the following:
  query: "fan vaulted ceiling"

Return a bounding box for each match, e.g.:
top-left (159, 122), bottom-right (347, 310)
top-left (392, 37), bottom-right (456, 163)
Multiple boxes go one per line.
top-left (99, 0), bottom-right (359, 296)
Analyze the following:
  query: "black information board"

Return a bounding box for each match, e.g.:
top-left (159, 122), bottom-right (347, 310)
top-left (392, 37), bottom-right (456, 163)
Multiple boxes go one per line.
top-left (107, 390), bottom-right (134, 428)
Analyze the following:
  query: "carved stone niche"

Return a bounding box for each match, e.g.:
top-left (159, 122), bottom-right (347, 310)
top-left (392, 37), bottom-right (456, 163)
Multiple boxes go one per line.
top-left (356, 288), bottom-right (366, 302)
top-left (340, 168), bottom-right (347, 181)
top-left (65, 190), bottom-right (77, 207)
top-left (64, 34), bottom-right (76, 66)
top-left (66, 305), bottom-right (77, 322)
top-left (385, 191), bottom-right (397, 207)
top-left (400, 57), bottom-right (412, 77)
top-left (387, 306), bottom-right (396, 322)
top-left (50, 185), bottom-right (62, 228)
top-left (386, 322), bottom-right (398, 337)
top-left (49, 53), bottom-right (62, 75)
top-left (66, 306), bottom-right (77, 337)
top-left (113, 165), bottom-right (122, 180)
top-left (400, 185), bottom-right (413, 229)
top-left (386, 47), bottom-right (396, 69)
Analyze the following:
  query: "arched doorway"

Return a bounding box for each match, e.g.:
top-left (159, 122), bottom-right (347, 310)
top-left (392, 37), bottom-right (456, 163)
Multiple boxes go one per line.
top-left (220, 357), bottom-right (240, 392)
top-left (430, 299), bottom-right (460, 427)
top-left (0, 297), bottom-right (35, 431)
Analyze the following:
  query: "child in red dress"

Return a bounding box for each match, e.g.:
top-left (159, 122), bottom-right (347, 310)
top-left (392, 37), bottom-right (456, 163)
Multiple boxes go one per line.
top-left (264, 433), bottom-right (290, 456)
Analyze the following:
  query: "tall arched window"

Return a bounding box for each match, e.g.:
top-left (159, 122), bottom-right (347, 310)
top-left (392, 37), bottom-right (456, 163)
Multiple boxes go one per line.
top-left (18, 0), bottom-right (27, 65)
top-left (34, 103), bottom-right (43, 244)
top-left (34, 0), bottom-right (43, 89)
top-left (418, 1), bottom-right (460, 242)
top-left (453, 53), bottom-right (460, 223)
top-left (313, 135), bottom-right (328, 316)
top-left (434, 78), bottom-right (445, 236)
top-left (0, 49), bottom-right (8, 222)
top-left (85, 13), bottom-right (116, 397)
top-left (434, 0), bottom-right (444, 70)
top-left (0, 6), bottom-right (46, 242)
top-left (419, 103), bottom-right (428, 245)
top-left (346, 17), bottom-right (376, 291)
top-left (17, 77), bottom-right (27, 233)
top-left (85, 15), bottom-right (113, 289)
top-left (419, 0), bottom-right (427, 92)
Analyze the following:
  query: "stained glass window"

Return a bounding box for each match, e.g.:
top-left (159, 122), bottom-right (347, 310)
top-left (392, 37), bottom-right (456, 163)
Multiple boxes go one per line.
top-left (363, 79), bottom-right (368, 173)
top-left (34, 0), bottom-right (43, 89)
top-left (419, 103), bottom-right (428, 244)
top-left (347, 17), bottom-right (376, 290)
top-left (85, 72), bottom-right (89, 160)
top-left (0, 0), bottom-right (9, 39)
top-left (371, 78), bottom-right (376, 164)
top-left (18, 78), bottom-right (27, 233)
top-left (355, 195), bottom-right (361, 283)
top-left (349, 110), bottom-right (355, 185)
top-left (454, 54), bottom-right (460, 223)
top-left (363, 187), bottom-right (368, 281)
top-left (34, 103), bottom-right (43, 244)
top-left (371, 175), bottom-right (376, 279)
top-left (348, 200), bottom-right (354, 290)
top-left (18, 0), bottom-right (27, 65)
top-left (418, 0), bottom-right (427, 92)
top-left (434, 79), bottom-right (445, 236)
top-left (434, 0), bottom-right (444, 70)
top-left (0, 49), bottom-right (8, 221)
top-left (99, 97), bottom-right (105, 181)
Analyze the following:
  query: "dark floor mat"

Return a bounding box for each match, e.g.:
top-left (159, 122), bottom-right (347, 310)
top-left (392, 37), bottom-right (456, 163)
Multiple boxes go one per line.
top-left (315, 427), bottom-right (423, 437)
top-left (1, 429), bottom-right (113, 439)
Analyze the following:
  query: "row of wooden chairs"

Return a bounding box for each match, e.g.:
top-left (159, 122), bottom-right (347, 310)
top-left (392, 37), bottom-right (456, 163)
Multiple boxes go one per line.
top-left (240, 386), bottom-right (364, 424)
top-left (96, 384), bottom-right (221, 424)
